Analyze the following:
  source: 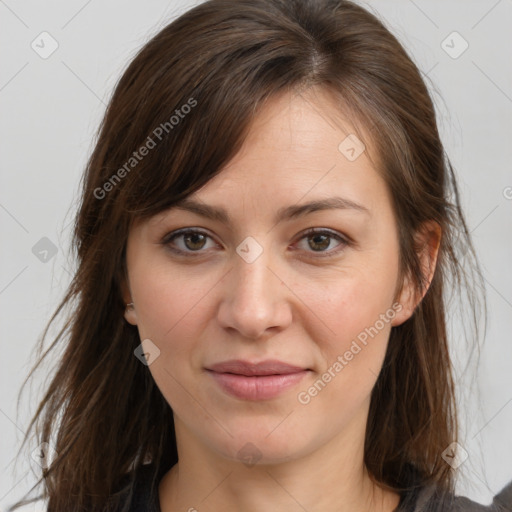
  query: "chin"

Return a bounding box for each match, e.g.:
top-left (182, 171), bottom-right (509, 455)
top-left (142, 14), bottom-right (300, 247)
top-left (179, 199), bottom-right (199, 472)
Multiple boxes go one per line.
top-left (204, 424), bottom-right (312, 466)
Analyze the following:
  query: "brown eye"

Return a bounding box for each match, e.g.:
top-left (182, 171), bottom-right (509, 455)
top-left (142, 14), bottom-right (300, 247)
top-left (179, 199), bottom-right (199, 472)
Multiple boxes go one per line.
top-left (307, 233), bottom-right (331, 252)
top-left (295, 229), bottom-right (350, 258)
top-left (161, 227), bottom-right (350, 259)
top-left (162, 229), bottom-right (216, 255)
top-left (182, 232), bottom-right (208, 251)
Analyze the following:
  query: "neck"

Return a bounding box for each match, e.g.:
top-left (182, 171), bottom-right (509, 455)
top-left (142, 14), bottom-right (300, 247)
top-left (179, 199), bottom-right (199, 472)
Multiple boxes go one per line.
top-left (158, 408), bottom-right (400, 512)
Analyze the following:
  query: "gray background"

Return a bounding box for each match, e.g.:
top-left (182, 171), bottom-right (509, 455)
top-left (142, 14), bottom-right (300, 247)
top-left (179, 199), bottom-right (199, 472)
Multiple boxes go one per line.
top-left (1, 0), bottom-right (511, 510)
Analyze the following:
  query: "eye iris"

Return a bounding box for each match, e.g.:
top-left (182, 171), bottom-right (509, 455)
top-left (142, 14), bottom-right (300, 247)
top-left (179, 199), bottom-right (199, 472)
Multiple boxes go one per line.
top-left (184, 232), bottom-right (207, 250)
top-left (308, 233), bottom-right (330, 251)
top-left (176, 231), bottom-right (337, 253)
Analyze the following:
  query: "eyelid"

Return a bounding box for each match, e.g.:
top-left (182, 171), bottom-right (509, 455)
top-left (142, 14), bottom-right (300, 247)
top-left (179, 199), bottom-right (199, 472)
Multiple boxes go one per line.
top-left (160, 227), bottom-right (352, 258)
top-left (299, 227), bottom-right (352, 245)
top-left (160, 227), bottom-right (213, 246)
top-left (292, 227), bottom-right (351, 258)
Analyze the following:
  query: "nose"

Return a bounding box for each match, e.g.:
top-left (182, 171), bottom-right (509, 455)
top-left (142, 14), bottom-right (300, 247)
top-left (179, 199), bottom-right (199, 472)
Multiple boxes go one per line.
top-left (216, 238), bottom-right (293, 340)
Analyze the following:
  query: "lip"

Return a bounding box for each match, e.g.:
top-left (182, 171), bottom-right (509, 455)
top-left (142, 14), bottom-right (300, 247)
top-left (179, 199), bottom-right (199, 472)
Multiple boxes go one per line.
top-left (205, 359), bottom-right (310, 400)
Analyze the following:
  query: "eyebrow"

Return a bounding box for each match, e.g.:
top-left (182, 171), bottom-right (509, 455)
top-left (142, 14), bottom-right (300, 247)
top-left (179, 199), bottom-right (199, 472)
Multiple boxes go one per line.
top-left (169, 196), bottom-right (370, 225)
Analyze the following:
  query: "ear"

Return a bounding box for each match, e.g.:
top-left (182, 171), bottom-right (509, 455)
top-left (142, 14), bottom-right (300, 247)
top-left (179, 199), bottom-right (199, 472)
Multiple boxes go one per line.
top-left (120, 272), bottom-right (138, 326)
top-left (391, 220), bottom-right (441, 327)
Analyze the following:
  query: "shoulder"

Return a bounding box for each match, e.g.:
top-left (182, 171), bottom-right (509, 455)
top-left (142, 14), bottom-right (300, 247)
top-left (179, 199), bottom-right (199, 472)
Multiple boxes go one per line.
top-left (404, 479), bottom-right (512, 512)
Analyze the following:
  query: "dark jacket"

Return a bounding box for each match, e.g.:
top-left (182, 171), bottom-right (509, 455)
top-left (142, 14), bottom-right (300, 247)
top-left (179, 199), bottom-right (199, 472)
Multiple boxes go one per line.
top-left (120, 463), bottom-right (512, 512)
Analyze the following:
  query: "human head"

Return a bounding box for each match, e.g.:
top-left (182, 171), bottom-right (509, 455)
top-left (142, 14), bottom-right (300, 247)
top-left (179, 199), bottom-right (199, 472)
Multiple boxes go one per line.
top-left (10, 1), bottom-right (483, 511)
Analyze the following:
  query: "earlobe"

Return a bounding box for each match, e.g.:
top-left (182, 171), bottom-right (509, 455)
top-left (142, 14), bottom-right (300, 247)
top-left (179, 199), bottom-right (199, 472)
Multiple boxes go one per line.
top-left (390, 274), bottom-right (415, 327)
top-left (120, 274), bottom-right (138, 325)
top-left (124, 302), bottom-right (138, 325)
top-left (391, 220), bottom-right (442, 327)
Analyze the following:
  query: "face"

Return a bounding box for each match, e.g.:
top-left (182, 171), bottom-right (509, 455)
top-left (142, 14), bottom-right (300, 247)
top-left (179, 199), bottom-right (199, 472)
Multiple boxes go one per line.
top-left (123, 88), bottom-right (420, 465)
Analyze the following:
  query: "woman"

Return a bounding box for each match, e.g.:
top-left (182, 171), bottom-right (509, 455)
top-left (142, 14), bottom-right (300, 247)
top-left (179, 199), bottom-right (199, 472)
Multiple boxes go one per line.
top-left (8, 0), bottom-right (512, 511)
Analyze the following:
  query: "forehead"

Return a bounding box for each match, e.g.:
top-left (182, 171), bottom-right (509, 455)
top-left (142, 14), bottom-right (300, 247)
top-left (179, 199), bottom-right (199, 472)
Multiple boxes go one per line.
top-left (146, 87), bottom-right (388, 228)
top-left (240, 86), bottom-right (374, 155)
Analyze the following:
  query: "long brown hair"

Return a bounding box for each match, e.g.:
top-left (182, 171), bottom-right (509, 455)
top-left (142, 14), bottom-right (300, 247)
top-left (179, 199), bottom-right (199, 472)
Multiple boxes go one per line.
top-left (8, 0), bottom-right (486, 510)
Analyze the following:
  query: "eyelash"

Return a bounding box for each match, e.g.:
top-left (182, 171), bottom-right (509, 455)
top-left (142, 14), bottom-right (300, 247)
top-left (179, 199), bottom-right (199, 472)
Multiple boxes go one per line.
top-left (160, 228), bottom-right (351, 259)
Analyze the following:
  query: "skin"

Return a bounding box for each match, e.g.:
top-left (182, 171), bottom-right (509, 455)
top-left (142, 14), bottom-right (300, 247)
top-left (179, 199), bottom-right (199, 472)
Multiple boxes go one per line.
top-left (122, 87), bottom-right (441, 512)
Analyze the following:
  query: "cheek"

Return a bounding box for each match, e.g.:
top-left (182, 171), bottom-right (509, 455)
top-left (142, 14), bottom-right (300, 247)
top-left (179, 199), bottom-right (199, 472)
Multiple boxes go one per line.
top-left (302, 263), bottom-right (398, 382)
top-left (130, 264), bottom-right (217, 413)
top-left (131, 259), bottom-right (215, 343)
top-left (293, 289), bottom-right (394, 430)
top-left (311, 264), bottom-right (397, 335)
